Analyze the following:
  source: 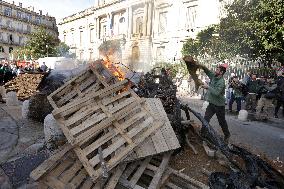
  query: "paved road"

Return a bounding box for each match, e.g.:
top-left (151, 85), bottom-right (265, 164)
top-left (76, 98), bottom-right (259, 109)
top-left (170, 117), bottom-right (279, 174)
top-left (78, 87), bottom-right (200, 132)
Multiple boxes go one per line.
top-left (0, 105), bottom-right (18, 164)
top-left (180, 97), bottom-right (284, 161)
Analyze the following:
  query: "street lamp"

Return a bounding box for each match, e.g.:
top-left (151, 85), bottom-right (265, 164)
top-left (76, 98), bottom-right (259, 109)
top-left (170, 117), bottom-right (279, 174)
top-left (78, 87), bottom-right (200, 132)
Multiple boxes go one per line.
top-left (46, 44), bottom-right (49, 57)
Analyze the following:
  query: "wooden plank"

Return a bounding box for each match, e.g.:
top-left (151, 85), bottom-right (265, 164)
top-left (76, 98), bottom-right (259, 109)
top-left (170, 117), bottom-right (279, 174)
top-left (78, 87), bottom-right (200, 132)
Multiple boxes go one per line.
top-left (129, 158), bottom-right (152, 187)
top-left (148, 153), bottom-right (172, 189)
top-left (67, 169), bottom-right (87, 189)
top-left (126, 98), bottom-right (180, 161)
top-left (30, 144), bottom-right (72, 181)
top-left (59, 160), bottom-right (82, 183)
top-left (104, 164), bottom-right (127, 189)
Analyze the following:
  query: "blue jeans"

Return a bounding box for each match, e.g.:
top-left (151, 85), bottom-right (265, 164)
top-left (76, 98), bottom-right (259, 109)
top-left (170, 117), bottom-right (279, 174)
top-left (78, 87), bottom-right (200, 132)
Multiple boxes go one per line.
top-left (229, 93), bottom-right (242, 112)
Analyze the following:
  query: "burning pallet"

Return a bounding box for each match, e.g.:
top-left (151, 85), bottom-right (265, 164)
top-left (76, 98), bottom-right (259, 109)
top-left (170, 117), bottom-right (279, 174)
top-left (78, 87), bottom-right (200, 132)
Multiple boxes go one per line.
top-left (30, 61), bottom-right (205, 188)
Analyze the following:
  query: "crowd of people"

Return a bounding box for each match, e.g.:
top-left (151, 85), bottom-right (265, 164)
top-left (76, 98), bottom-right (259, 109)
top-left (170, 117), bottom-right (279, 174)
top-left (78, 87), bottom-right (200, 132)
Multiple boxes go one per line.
top-left (226, 69), bottom-right (284, 119)
top-left (0, 61), bottom-right (48, 86)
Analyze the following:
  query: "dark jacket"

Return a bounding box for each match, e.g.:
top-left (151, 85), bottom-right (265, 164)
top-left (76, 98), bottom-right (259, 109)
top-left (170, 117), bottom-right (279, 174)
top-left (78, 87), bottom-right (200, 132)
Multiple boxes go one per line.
top-left (276, 76), bottom-right (284, 101)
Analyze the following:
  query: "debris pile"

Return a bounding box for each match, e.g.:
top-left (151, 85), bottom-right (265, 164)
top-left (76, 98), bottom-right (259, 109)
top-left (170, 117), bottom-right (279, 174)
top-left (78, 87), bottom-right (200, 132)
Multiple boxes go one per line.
top-left (4, 73), bottom-right (45, 101)
top-left (30, 61), bottom-right (207, 189)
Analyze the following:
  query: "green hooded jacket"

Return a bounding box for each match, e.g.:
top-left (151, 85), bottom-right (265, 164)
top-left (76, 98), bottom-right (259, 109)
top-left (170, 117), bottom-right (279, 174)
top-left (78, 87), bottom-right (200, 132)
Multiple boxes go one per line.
top-left (204, 69), bottom-right (226, 106)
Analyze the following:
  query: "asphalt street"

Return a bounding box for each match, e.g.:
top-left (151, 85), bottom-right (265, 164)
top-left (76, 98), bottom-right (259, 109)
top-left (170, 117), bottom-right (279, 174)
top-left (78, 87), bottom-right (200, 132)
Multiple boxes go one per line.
top-left (180, 97), bottom-right (284, 162)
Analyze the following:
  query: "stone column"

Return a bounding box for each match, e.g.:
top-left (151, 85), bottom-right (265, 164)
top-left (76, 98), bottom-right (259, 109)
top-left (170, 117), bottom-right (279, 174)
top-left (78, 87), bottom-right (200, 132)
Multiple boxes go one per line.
top-left (147, 1), bottom-right (153, 36)
top-left (127, 6), bottom-right (133, 38)
top-left (143, 2), bottom-right (148, 36)
top-left (107, 13), bottom-right (112, 37)
top-left (96, 17), bottom-right (100, 39)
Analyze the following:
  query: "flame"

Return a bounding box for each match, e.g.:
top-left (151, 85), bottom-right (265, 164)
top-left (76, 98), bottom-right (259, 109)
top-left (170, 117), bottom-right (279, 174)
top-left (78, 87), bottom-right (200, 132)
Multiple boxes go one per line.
top-left (102, 55), bottom-right (125, 81)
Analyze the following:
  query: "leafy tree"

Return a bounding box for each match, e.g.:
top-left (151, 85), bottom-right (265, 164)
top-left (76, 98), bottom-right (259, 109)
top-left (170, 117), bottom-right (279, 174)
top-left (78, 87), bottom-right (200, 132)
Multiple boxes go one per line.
top-left (25, 27), bottom-right (59, 59)
top-left (55, 42), bottom-right (70, 57)
top-left (182, 0), bottom-right (284, 65)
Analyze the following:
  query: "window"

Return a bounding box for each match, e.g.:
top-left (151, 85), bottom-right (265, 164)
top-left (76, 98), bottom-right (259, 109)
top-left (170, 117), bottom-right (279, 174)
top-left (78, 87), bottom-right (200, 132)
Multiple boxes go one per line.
top-left (4, 7), bottom-right (12, 17)
top-left (187, 5), bottom-right (198, 29)
top-left (0, 46), bottom-right (4, 53)
top-left (19, 36), bottom-right (23, 45)
top-left (9, 34), bottom-right (13, 42)
top-left (27, 25), bottom-right (31, 33)
top-left (6, 20), bottom-right (12, 28)
top-left (136, 17), bottom-right (143, 34)
top-left (103, 25), bottom-right (107, 37)
top-left (35, 16), bottom-right (41, 24)
top-left (9, 47), bottom-right (13, 53)
top-left (90, 28), bottom-right (94, 43)
top-left (89, 52), bottom-right (93, 60)
top-left (80, 31), bottom-right (83, 46)
top-left (26, 14), bottom-right (32, 22)
top-left (17, 11), bottom-right (22, 19)
top-left (156, 46), bottom-right (165, 61)
top-left (159, 12), bottom-right (167, 33)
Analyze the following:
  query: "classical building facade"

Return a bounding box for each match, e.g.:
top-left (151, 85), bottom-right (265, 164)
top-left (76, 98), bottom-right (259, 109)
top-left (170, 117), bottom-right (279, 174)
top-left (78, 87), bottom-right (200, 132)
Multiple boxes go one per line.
top-left (0, 0), bottom-right (58, 60)
top-left (59, 0), bottom-right (231, 72)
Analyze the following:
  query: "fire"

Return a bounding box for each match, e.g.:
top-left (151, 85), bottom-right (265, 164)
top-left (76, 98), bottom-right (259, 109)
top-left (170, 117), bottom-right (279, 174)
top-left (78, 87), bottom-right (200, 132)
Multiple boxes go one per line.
top-left (102, 55), bottom-right (125, 81)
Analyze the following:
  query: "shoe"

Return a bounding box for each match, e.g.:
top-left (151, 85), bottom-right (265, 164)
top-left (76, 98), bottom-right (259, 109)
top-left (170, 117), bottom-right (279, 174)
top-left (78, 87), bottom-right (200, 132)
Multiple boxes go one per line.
top-left (274, 115), bottom-right (279, 118)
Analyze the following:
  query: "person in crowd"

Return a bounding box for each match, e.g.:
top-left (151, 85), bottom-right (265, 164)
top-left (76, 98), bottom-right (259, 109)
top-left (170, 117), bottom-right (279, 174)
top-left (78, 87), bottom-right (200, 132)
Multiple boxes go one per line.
top-left (0, 64), bottom-right (4, 85)
top-left (242, 71), bottom-right (251, 85)
top-left (228, 76), bottom-right (243, 113)
top-left (40, 62), bottom-right (48, 72)
top-left (199, 63), bottom-right (230, 143)
top-left (255, 77), bottom-right (277, 120)
top-left (274, 71), bottom-right (284, 118)
top-left (245, 73), bottom-right (262, 111)
top-left (3, 63), bottom-right (13, 83)
top-left (226, 73), bottom-right (235, 105)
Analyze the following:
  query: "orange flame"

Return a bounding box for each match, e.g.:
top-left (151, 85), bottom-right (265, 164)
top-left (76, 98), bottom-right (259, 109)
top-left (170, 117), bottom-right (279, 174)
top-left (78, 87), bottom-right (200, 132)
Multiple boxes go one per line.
top-left (102, 55), bottom-right (125, 81)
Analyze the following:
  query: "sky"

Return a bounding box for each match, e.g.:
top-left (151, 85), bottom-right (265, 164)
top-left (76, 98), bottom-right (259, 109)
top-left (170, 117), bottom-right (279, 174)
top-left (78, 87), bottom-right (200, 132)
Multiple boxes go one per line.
top-left (4, 0), bottom-right (96, 21)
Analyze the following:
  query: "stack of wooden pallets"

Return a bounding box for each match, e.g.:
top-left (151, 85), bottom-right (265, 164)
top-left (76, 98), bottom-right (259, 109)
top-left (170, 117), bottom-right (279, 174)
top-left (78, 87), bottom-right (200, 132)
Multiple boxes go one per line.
top-left (30, 61), bottom-right (208, 189)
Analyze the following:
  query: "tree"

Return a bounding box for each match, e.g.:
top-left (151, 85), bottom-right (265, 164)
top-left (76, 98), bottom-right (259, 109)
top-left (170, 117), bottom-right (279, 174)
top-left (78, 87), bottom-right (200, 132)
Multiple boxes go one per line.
top-left (182, 0), bottom-right (284, 64)
top-left (55, 42), bottom-right (70, 57)
top-left (25, 27), bottom-right (59, 59)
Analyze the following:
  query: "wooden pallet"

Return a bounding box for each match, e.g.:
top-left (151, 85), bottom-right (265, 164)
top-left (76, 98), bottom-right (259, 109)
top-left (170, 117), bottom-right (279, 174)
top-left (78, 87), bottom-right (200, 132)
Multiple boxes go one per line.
top-left (117, 153), bottom-right (172, 189)
top-left (126, 98), bottom-right (180, 161)
top-left (47, 61), bottom-right (118, 110)
top-left (159, 168), bottom-right (209, 189)
top-left (30, 144), bottom-right (126, 189)
top-left (50, 81), bottom-right (163, 182)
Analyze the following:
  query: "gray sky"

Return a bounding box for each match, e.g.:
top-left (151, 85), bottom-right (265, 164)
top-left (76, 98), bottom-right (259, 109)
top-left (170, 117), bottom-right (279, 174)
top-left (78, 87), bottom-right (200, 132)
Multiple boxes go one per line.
top-left (5, 0), bottom-right (96, 21)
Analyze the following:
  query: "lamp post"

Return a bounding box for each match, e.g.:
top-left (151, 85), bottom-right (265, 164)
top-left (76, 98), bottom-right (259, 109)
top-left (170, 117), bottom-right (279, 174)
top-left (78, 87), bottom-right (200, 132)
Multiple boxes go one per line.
top-left (46, 44), bottom-right (49, 57)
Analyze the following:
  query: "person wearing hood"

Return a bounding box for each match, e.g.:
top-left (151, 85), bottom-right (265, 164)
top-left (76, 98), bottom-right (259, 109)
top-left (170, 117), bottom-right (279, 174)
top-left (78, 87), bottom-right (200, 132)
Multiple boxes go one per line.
top-left (199, 63), bottom-right (230, 143)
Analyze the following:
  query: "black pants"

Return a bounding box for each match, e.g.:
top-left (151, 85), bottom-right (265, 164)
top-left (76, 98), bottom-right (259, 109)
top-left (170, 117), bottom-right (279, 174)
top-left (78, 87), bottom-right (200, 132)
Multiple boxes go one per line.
top-left (204, 103), bottom-right (230, 137)
top-left (275, 100), bottom-right (284, 116)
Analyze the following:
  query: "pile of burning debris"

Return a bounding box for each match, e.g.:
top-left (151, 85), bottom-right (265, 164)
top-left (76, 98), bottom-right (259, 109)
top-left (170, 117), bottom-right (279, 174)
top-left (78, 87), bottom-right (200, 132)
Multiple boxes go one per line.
top-left (28, 58), bottom-right (284, 188)
top-left (29, 60), bottom-right (207, 189)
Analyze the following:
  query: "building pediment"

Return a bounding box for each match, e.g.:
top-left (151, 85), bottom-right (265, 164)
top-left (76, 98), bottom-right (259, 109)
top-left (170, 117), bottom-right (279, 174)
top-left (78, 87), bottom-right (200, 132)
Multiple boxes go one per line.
top-left (156, 0), bottom-right (173, 9)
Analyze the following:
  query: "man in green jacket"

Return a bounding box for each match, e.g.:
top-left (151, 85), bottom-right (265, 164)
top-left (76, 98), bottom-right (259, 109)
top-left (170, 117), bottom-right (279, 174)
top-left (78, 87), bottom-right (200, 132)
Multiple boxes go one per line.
top-left (199, 63), bottom-right (230, 143)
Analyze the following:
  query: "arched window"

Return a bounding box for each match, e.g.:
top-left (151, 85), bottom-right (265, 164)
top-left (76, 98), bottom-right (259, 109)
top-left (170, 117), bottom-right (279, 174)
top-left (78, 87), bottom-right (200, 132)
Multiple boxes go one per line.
top-left (0, 46), bottom-right (4, 53)
top-left (9, 47), bottom-right (13, 53)
top-left (9, 34), bottom-right (13, 42)
top-left (136, 17), bottom-right (143, 34)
